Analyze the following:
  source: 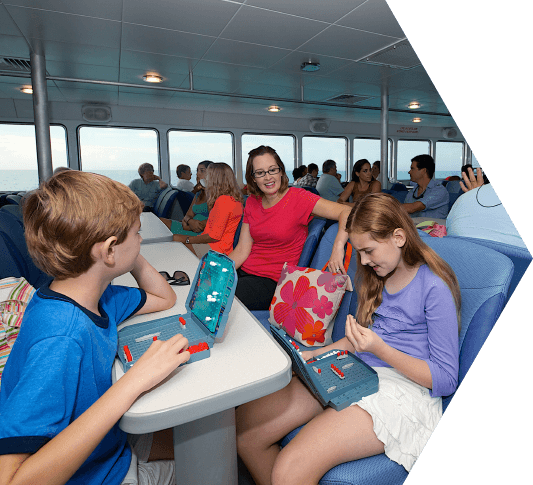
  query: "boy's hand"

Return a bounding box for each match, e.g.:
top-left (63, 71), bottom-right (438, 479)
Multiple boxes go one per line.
top-left (127, 333), bottom-right (190, 394)
top-left (345, 315), bottom-right (383, 355)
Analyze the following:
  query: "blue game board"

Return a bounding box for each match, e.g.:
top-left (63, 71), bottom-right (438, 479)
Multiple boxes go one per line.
top-left (118, 251), bottom-right (237, 372)
top-left (271, 326), bottom-right (379, 411)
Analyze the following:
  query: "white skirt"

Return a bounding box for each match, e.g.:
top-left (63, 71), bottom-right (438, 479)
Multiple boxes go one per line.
top-left (352, 367), bottom-right (442, 472)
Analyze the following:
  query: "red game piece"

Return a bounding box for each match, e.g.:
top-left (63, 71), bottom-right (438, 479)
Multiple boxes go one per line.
top-left (179, 317), bottom-right (186, 326)
top-left (153, 336), bottom-right (157, 341)
top-left (123, 345), bottom-right (133, 362)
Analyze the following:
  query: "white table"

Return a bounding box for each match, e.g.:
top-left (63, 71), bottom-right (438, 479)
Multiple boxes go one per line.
top-left (139, 212), bottom-right (173, 244)
top-left (113, 242), bottom-right (291, 485)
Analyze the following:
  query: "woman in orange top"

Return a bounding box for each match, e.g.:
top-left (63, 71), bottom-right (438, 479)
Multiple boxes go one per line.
top-left (171, 163), bottom-right (244, 257)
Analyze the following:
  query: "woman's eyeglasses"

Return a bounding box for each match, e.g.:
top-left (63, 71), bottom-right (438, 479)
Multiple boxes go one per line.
top-left (159, 270), bottom-right (190, 286)
top-left (252, 167), bottom-right (281, 179)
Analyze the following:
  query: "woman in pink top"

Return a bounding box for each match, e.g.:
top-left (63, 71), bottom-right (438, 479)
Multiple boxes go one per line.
top-left (171, 163), bottom-right (243, 257)
top-left (229, 146), bottom-right (351, 310)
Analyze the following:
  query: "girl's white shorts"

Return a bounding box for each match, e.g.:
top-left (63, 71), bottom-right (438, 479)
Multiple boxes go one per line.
top-left (352, 366), bottom-right (442, 472)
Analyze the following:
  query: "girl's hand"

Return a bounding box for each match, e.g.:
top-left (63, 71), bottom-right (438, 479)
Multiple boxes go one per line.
top-left (187, 219), bottom-right (204, 233)
top-left (300, 350), bottom-right (316, 362)
top-left (126, 333), bottom-right (190, 394)
top-left (345, 315), bottom-right (384, 355)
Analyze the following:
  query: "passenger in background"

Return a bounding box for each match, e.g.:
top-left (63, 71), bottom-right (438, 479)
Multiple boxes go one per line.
top-left (128, 162), bottom-right (168, 212)
top-left (337, 159), bottom-right (381, 207)
top-left (161, 160), bottom-right (211, 237)
top-left (191, 160), bottom-right (213, 194)
top-left (403, 155), bottom-right (449, 219)
top-left (53, 166), bottom-right (72, 175)
top-left (230, 146), bottom-right (351, 311)
top-left (446, 167), bottom-right (526, 248)
top-left (174, 164), bottom-right (194, 192)
top-left (294, 163), bottom-right (319, 188)
top-left (291, 166), bottom-right (306, 185)
top-left (316, 159), bottom-right (344, 202)
top-left (169, 163), bottom-right (243, 258)
top-left (371, 160), bottom-right (380, 181)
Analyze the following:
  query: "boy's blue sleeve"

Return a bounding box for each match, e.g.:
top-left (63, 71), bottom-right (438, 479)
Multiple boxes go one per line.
top-left (0, 337), bottom-right (82, 454)
top-left (103, 286), bottom-right (147, 324)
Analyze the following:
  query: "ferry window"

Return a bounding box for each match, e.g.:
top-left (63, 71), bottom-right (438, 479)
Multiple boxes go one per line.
top-left (242, 134), bottom-right (295, 183)
top-left (435, 141), bottom-right (464, 179)
top-left (168, 131), bottom-right (233, 186)
top-left (353, 138), bottom-right (392, 180)
top-left (397, 140), bottom-right (430, 181)
top-left (0, 124), bottom-right (68, 192)
top-left (471, 152), bottom-right (480, 168)
top-left (302, 136), bottom-right (347, 183)
top-left (78, 127), bottom-right (159, 187)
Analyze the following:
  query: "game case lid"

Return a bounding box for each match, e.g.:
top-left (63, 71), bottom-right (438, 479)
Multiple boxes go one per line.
top-left (185, 250), bottom-right (237, 339)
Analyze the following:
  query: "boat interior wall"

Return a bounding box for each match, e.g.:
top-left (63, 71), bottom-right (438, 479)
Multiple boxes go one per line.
top-left (0, 0), bottom-right (455, 128)
top-left (0, 98), bottom-right (463, 142)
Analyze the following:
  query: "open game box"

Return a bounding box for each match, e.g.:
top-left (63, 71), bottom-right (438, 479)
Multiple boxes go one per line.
top-left (270, 325), bottom-right (379, 411)
top-left (117, 250), bottom-right (237, 372)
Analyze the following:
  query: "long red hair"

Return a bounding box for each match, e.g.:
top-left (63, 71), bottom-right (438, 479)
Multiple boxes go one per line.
top-left (346, 193), bottom-right (461, 330)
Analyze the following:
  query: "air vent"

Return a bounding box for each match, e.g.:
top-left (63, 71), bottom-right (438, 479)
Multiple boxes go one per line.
top-left (0, 57), bottom-right (31, 72)
top-left (365, 40), bottom-right (421, 69)
top-left (326, 93), bottom-right (371, 104)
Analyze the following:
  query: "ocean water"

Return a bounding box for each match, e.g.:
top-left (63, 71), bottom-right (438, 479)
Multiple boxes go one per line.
top-left (1, 170), bottom-right (140, 192)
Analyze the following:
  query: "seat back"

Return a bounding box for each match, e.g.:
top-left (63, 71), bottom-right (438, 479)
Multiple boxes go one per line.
top-left (446, 180), bottom-right (462, 193)
top-left (0, 205), bottom-right (23, 221)
top-left (382, 189), bottom-right (407, 204)
top-left (0, 212), bottom-right (52, 288)
top-left (153, 188), bottom-right (180, 218)
top-left (422, 237), bottom-right (513, 409)
top-left (390, 182), bottom-right (407, 191)
top-left (297, 218), bottom-right (326, 267)
top-left (5, 194), bottom-right (22, 205)
top-left (445, 235), bottom-right (531, 301)
top-left (176, 190), bottom-right (195, 217)
top-left (301, 186), bottom-right (319, 195)
top-left (448, 191), bottom-right (462, 211)
top-left (309, 223), bottom-right (358, 342)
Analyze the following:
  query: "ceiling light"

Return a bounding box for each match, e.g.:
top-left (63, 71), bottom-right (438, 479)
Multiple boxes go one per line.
top-left (268, 105), bottom-right (281, 112)
top-left (412, 117), bottom-right (422, 123)
top-left (20, 85), bottom-right (33, 94)
top-left (300, 61), bottom-right (320, 72)
top-left (143, 74), bottom-right (163, 83)
top-left (408, 101), bottom-right (420, 109)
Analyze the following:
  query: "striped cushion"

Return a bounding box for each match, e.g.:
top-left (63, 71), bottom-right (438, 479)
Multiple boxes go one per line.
top-left (0, 277), bottom-right (36, 388)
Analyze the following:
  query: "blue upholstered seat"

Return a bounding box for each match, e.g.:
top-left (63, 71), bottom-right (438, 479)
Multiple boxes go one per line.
top-left (297, 218), bottom-right (327, 267)
top-left (0, 211), bottom-right (52, 288)
top-left (153, 187), bottom-right (180, 218)
top-left (445, 235), bottom-right (531, 300)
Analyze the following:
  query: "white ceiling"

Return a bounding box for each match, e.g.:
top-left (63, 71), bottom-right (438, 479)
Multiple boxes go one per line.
top-left (0, 0), bottom-right (454, 126)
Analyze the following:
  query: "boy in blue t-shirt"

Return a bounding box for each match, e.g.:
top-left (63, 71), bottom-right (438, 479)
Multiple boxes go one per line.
top-left (0, 171), bottom-right (190, 485)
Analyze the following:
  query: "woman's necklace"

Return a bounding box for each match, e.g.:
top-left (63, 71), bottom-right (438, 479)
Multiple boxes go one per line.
top-left (476, 185), bottom-right (501, 208)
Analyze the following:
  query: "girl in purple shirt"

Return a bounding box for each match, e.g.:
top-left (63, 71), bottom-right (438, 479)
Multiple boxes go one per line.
top-left (236, 193), bottom-right (460, 484)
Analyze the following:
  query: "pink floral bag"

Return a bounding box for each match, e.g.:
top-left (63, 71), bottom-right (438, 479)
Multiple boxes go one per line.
top-left (268, 250), bottom-right (353, 347)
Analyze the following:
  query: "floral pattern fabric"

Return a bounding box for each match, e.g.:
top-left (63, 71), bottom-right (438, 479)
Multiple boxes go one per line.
top-left (269, 263), bottom-right (352, 347)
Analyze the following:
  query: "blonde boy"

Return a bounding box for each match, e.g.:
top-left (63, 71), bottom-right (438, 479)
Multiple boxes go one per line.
top-left (0, 171), bottom-right (189, 485)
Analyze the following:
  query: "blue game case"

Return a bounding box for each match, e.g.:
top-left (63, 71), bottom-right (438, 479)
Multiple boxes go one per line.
top-left (271, 326), bottom-right (379, 411)
top-left (117, 250), bottom-right (237, 372)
